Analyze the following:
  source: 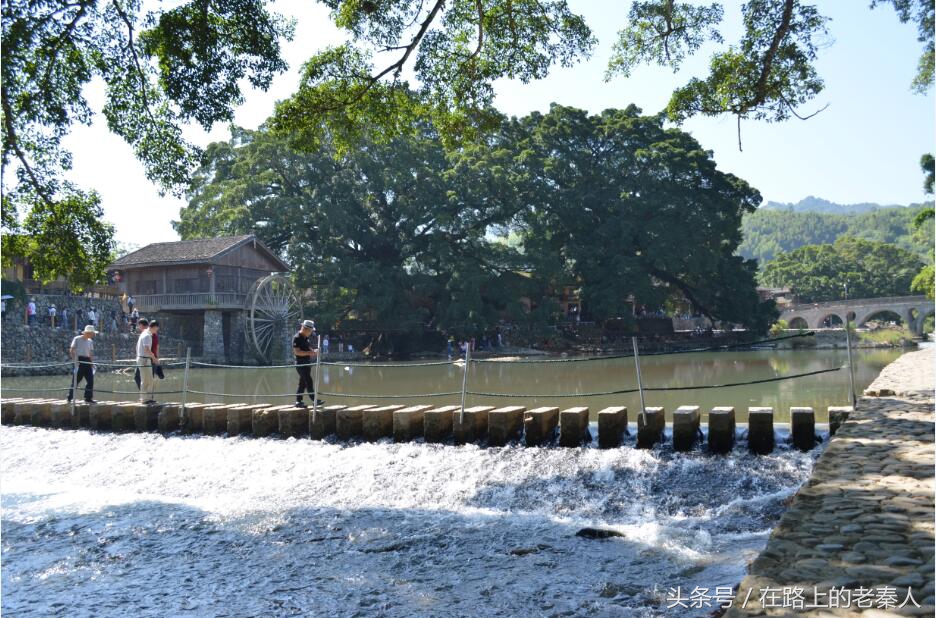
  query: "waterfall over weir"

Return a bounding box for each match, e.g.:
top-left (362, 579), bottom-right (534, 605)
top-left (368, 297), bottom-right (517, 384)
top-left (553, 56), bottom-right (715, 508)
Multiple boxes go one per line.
top-left (1, 426), bottom-right (818, 616)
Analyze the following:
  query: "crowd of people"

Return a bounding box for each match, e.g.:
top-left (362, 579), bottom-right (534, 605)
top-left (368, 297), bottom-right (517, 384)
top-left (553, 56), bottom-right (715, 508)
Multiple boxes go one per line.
top-left (65, 315), bottom-right (162, 404)
top-left (2, 295), bottom-right (132, 332)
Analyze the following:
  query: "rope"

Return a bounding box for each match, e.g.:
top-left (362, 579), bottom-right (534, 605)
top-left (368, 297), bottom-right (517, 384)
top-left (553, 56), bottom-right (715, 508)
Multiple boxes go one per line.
top-left (185, 389), bottom-right (461, 399)
top-left (0, 362), bottom-right (72, 369)
top-left (0, 360), bottom-right (187, 370)
top-left (190, 359), bottom-right (456, 369)
top-left (469, 332), bottom-right (816, 364)
top-left (465, 365), bottom-right (844, 398)
top-left (0, 387), bottom-right (186, 394)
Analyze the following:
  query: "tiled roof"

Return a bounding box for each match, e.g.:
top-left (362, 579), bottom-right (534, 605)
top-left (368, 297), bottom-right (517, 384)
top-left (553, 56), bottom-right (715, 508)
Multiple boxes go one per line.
top-left (108, 235), bottom-right (287, 270)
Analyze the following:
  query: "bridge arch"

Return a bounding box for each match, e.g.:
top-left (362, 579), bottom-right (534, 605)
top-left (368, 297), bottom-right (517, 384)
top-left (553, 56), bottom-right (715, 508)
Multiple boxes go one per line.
top-left (788, 316), bottom-right (809, 330)
top-left (818, 313), bottom-right (843, 328)
top-left (858, 310), bottom-right (904, 328)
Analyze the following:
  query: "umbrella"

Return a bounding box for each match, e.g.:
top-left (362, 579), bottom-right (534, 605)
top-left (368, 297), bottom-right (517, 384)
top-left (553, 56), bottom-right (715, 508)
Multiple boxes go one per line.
top-left (0, 295), bottom-right (14, 300)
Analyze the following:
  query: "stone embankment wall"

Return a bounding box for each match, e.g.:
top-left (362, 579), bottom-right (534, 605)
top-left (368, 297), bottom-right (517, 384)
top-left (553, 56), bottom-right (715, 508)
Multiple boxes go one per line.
top-left (773, 329), bottom-right (916, 349)
top-left (727, 347), bottom-right (935, 616)
top-left (0, 324), bottom-right (188, 376)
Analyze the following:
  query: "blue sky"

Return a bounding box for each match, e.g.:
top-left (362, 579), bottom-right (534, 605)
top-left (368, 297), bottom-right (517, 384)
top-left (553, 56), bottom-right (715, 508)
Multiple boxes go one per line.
top-left (61, 0), bottom-right (934, 246)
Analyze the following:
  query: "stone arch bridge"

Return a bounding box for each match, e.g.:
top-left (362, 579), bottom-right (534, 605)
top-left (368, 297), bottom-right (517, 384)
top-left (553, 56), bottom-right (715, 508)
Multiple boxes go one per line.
top-left (779, 295), bottom-right (934, 335)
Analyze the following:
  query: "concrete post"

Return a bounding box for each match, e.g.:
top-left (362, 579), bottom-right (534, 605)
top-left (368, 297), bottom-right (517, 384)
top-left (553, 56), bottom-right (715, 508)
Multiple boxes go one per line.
top-left (336, 405), bottom-right (376, 441)
top-left (392, 405), bottom-right (433, 442)
top-left (747, 407), bottom-right (775, 454)
top-left (827, 406), bottom-right (853, 435)
top-left (12, 399), bottom-right (40, 425)
top-left (453, 405), bottom-right (494, 445)
top-left (597, 406), bottom-right (627, 448)
top-left (309, 404), bottom-right (347, 439)
top-left (488, 406), bottom-right (526, 446)
top-left (672, 405), bottom-right (701, 452)
top-left (523, 407), bottom-right (559, 446)
top-left (636, 406), bottom-right (665, 449)
top-left (707, 407), bottom-right (736, 454)
top-left (423, 405), bottom-right (460, 443)
top-left (133, 402), bottom-right (162, 432)
top-left (790, 407), bottom-right (816, 451)
top-left (279, 405), bottom-right (311, 439)
top-left (559, 406), bottom-right (591, 447)
top-left (362, 405), bottom-right (407, 441)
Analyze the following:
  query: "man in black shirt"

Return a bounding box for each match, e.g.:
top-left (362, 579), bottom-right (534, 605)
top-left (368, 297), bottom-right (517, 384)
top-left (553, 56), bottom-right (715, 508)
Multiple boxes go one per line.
top-left (293, 319), bottom-right (318, 408)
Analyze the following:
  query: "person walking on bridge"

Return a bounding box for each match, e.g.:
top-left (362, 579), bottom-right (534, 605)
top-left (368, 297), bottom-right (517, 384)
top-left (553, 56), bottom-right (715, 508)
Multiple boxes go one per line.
top-left (293, 319), bottom-right (319, 408)
top-left (136, 320), bottom-right (158, 403)
top-left (67, 325), bottom-right (97, 403)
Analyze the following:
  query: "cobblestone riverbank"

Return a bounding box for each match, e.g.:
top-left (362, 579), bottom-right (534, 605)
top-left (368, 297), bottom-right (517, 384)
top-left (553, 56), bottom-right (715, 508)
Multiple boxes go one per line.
top-left (726, 347), bottom-right (935, 616)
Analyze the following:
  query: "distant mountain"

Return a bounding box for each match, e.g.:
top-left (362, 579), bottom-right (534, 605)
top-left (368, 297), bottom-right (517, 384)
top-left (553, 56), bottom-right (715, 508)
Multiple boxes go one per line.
top-left (739, 202), bottom-right (934, 265)
top-left (762, 196), bottom-right (906, 215)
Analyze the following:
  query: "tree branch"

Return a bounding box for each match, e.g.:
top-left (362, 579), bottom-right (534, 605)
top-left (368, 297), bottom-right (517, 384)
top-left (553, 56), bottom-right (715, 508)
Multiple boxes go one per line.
top-left (1, 88), bottom-right (54, 206)
top-left (111, 0), bottom-right (158, 125)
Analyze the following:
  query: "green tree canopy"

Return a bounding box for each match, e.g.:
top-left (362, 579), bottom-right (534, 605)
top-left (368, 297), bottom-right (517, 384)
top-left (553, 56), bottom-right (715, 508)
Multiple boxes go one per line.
top-left (499, 104), bottom-right (775, 330)
top-left (760, 236), bottom-right (924, 302)
top-left (177, 123), bottom-right (552, 336)
top-left (180, 105), bottom-right (778, 334)
top-left (1, 0), bottom-right (294, 287)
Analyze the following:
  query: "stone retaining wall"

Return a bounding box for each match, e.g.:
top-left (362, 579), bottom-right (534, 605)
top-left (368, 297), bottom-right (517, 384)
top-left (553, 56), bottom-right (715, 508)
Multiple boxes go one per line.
top-left (726, 347), bottom-right (935, 616)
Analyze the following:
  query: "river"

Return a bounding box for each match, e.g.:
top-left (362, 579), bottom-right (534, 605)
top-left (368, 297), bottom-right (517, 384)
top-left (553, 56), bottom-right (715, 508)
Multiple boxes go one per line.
top-left (2, 347), bottom-right (904, 421)
top-left (0, 347), bottom-right (905, 616)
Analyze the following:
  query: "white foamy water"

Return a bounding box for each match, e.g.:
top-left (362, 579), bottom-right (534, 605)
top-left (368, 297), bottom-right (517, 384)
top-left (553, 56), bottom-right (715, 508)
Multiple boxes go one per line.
top-left (1, 426), bottom-right (820, 616)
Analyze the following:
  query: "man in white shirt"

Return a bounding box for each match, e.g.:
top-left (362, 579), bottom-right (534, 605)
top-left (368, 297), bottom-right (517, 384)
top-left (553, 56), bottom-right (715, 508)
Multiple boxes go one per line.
top-left (88, 307), bottom-right (97, 327)
top-left (48, 303), bottom-right (56, 327)
top-left (27, 298), bottom-right (36, 325)
top-left (136, 320), bottom-right (159, 403)
top-left (68, 325), bottom-right (97, 402)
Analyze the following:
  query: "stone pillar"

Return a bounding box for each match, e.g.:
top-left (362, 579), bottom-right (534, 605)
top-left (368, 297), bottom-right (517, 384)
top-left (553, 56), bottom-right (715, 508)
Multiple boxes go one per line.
top-left (31, 401), bottom-right (54, 427)
top-left (309, 404), bottom-right (347, 439)
top-left (392, 405), bottom-right (433, 442)
top-left (336, 405), bottom-right (376, 441)
top-left (827, 406), bottom-right (853, 435)
top-left (202, 310), bottom-right (225, 362)
top-left (790, 407), bottom-right (816, 451)
top-left (559, 406), bottom-right (590, 447)
top-left (453, 406), bottom-right (494, 445)
top-left (488, 406), bottom-right (526, 446)
top-left (0, 399), bottom-right (21, 424)
top-left (672, 405), bottom-right (701, 452)
top-left (87, 402), bottom-right (112, 431)
top-left (253, 404), bottom-right (288, 437)
top-left (636, 407), bottom-right (665, 449)
top-left (423, 405), bottom-right (460, 443)
top-left (12, 399), bottom-right (39, 425)
top-left (199, 404), bottom-right (224, 435)
top-left (707, 407), bottom-right (736, 454)
top-left (747, 407), bottom-right (775, 454)
top-left (362, 405), bottom-right (406, 441)
top-left (133, 402), bottom-right (162, 432)
top-left (158, 403), bottom-right (183, 433)
top-left (110, 402), bottom-right (136, 432)
top-left (228, 404), bottom-right (268, 436)
top-left (229, 310), bottom-right (246, 364)
top-left (523, 407), bottom-right (559, 446)
top-left (597, 406), bottom-right (627, 448)
top-left (181, 403), bottom-right (209, 434)
top-left (50, 401), bottom-right (73, 429)
top-left (279, 405), bottom-right (310, 438)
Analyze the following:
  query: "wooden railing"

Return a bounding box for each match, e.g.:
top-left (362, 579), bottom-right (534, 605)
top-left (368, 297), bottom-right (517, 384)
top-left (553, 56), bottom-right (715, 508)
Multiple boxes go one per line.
top-left (134, 293), bottom-right (246, 311)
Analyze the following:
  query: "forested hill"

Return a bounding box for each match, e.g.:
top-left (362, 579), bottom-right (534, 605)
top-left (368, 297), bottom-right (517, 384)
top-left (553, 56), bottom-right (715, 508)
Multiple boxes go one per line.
top-left (762, 196), bottom-right (903, 215)
top-left (739, 202), bottom-right (934, 266)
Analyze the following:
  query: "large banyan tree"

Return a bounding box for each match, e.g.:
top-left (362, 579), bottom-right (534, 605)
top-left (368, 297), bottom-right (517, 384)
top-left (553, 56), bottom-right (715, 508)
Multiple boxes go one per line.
top-left (178, 103), bottom-right (776, 334)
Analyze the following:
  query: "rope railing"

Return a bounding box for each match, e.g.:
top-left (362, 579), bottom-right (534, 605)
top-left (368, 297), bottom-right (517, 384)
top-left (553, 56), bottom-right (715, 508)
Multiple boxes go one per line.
top-left (464, 365), bottom-right (844, 398)
top-left (1, 330), bottom-right (857, 409)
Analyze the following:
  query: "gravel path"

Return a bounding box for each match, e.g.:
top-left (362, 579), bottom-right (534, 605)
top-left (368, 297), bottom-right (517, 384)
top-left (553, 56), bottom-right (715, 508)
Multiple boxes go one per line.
top-left (726, 347), bottom-right (934, 616)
